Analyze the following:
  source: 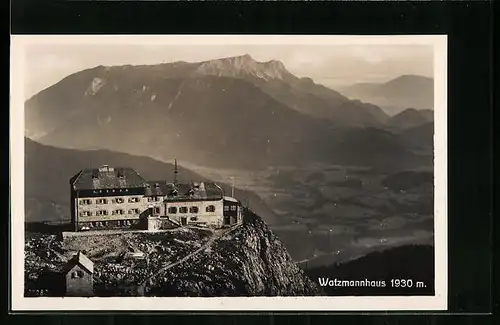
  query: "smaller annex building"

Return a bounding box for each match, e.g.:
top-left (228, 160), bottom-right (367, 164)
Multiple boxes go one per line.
top-left (62, 251), bottom-right (94, 297)
top-left (70, 164), bottom-right (243, 232)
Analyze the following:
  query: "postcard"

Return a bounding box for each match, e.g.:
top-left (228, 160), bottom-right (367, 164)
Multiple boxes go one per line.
top-left (10, 34), bottom-right (447, 311)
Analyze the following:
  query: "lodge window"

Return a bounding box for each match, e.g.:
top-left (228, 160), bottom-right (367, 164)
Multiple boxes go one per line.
top-left (179, 207), bottom-right (188, 214)
top-left (189, 206), bottom-right (199, 213)
top-left (80, 199), bottom-right (92, 205)
top-left (168, 207), bottom-right (177, 214)
top-left (128, 208), bottom-right (140, 214)
top-left (96, 210), bottom-right (108, 216)
top-left (224, 206), bottom-right (229, 212)
top-left (190, 216), bottom-right (198, 221)
top-left (206, 205), bottom-right (216, 212)
top-left (231, 206), bottom-right (237, 211)
top-left (148, 196), bottom-right (161, 202)
top-left (114, 198), bottom-right (124, 204)
top-left (128, 197), bottom-right (140, 203)
top-left (80, 211), bottom-right (92, 217)
top-left (154, 207), bottom-right (161, 214)
top-left (96, 199), bottom-right (108, 204)
top-left (113, 209), bottom-right (125, 215)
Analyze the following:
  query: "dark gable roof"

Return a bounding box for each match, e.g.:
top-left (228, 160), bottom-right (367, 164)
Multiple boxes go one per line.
top-left (71, 166), bottom-right (148, 190)
top-left (63, 251), bottom-right (94, 274)
top-left (70, 166), bottom-right (223, 200)
top-left (164, 182), bottom-right (223, 201)
top-left (145, 180), bottom-right (170, 197)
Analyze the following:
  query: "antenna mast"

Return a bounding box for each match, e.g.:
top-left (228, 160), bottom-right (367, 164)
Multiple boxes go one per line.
top-left (230, 176), bottom-right (235, 197)
top-left (174, 159), bottom-right (178, 186)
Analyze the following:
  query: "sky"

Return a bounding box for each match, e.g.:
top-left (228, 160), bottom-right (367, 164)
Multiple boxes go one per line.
top-left (23, 42), bottom-right (434, 99)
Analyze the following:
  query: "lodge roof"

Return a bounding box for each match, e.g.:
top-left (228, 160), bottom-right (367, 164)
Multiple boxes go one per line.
top-left (163, 182), bottom-right (223, 201)
top-left (71, 165), bottom-right (148, 191)
top-left (63, 251), bottom-right (94, 274)
top-left (145, 180), bottom-right (170, 197)
top-left (69, 166), bottom-right (224, 200)
top-left (223, 196), bottom-right (239, 203)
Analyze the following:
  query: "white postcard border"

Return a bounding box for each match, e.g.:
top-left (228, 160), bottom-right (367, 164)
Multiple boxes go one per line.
top-left (10, 34), bottom-right (448, 311)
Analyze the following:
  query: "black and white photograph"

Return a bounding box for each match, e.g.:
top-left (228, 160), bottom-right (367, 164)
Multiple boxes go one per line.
top-left (10, 35), bottom-right (447, 311)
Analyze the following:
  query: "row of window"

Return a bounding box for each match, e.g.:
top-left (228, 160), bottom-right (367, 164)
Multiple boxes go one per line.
top-left (80, 208), bottom-right (141, 217)
top-left (166, 205), bottom-right (215, 214)
top-left (79, 204), bottom-right (232, 216)
top-left (83, 220), bottom-right (134, 227)
top-left (80, 197), bottom-right (142, 205)
top-left (92, 188), bottom-right (129, 194)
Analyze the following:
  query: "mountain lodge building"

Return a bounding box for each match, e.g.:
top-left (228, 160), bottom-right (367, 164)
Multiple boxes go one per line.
top-left (70, 163), bottom-right (243, 232)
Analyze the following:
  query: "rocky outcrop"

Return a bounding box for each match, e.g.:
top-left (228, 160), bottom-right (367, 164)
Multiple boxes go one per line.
top-left (25, 209), bottom-right (320, 297)
top-left (146, 210), bottom-right (321, 296)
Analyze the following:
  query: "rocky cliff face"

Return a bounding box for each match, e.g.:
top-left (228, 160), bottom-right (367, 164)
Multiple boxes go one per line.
top-left (25, 210), bottom-right (320, 297)
top-left (148, 210), bottom-right (320, 296)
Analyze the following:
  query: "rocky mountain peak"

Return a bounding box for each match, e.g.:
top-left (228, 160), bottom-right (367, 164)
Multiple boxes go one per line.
top-left (194, 54), bottom-right (291, 81)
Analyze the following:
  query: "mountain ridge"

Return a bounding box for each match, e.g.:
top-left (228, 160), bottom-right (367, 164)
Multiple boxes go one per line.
top-left (388, 108), bottom-right (434, 130)
top-left (25, 59), bottom-right (425, 170)
top-left (26, 55), bottom-right (389, 136)
top-left (339, 74), bottom-right (434, 116)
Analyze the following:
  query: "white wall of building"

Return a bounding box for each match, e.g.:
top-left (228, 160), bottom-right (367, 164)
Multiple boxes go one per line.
top-left (164, 199), bottom-right (224, 227)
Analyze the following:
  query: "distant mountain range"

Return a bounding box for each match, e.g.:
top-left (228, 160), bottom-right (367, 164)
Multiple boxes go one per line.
top-left (339, 75), bottom-right (434, 116)
top-left (387, 108), bottom-right (434, 130)
top-left (398, 122), bottom-right (434, 151)
top-left (24, 138), bottom-right (278, 224)
top-left (24, 55), bottom-right (432, 170)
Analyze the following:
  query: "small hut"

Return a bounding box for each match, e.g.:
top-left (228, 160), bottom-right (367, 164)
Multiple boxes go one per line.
top-left (62, 251), bottom-right (94, 297)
